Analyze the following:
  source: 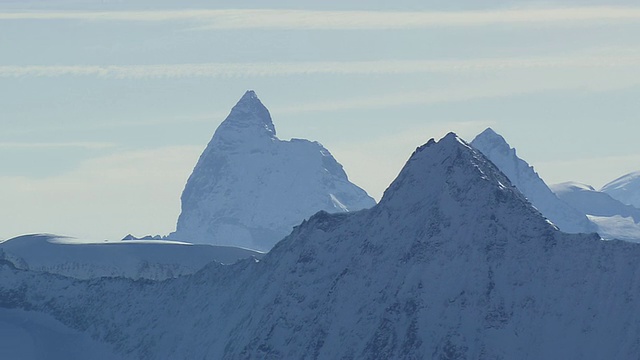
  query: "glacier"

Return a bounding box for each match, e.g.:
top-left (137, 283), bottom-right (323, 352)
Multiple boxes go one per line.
top-left (169, 90), bottom-right (375, 251)
top-left (601, 170), bottom-right (640, 209)
top-left (2, 133), bottom-right (640, 359)
top-left (0, 234), bottom-right (263, 280)
top-left (551, 182), bottom-right (640, 242)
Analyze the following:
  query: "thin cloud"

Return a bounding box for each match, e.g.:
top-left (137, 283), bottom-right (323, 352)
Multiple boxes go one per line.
top-left (1, 55), bottom-right (640, 79)
top-left (273, 67), bottom-right (640, 115)
top-left (0, 142), bottom-right (116, 149)
top-left (273, 85), bottom-right (527, 115)
top-left (1, 8), bottom-right (640, 29)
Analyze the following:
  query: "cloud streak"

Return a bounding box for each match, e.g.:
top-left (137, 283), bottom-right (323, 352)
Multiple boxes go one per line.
top-left (1, 55), bottom-right (639, 79)
top-left (0, 7), bottom-right (640, 29)
top-left (0, 142), bottom-right (116, 149)
top-left (270, 62), bottom-right (640, 115)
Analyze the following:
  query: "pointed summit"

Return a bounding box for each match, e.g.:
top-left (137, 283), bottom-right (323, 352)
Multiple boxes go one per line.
top-left (471, 128), bottom-right (595, 234)
top-left (471, 127), bottom-right (512, 156)
top-left (171, 91), bottom-right (375, 251)
top-left (476, 127), bottom-right (500, 140)
top-left (239, 89), bottom-right (258, 101)
top-left (380, 133), bottom-right (537, 222)
top-left (212, 90), bottom-right (276, 147)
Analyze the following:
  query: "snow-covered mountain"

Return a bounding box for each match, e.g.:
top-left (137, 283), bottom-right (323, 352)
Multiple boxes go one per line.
top-left (3, 133), bottom-right (640, 359)
top-left (602, 171), bottom-right (640, 209)
top-left (551, 182), bottom-right (640, 241)
top-left (169, 90), bottom-right (375, 251)
top-left (470, 128), bottom-right (595, 234)
top-left (0, 234), bottom-right (262, 280)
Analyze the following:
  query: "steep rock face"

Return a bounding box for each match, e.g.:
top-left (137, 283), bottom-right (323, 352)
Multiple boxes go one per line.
top-left (170, 91), bottom-right (375, 251)
top-left (602, 171), bottom-right (640, 209)
top-left (471, 128), bottom-right (595, 234)
top-left (551, 182), bottom-right (640, 241)
top-left (3, 134), bottom-right (640, 359)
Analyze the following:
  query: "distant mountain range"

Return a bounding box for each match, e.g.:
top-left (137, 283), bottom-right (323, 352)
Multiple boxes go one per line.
top-left (3, 133), bottom-right (640, 359)
top-left (3, 90), bottom-right (640, 359)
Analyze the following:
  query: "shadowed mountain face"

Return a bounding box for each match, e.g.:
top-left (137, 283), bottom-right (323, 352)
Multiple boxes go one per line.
top-left (2, 133), bottom-right (640, 359)
top-left (170, 90), bottom-right (375, 251)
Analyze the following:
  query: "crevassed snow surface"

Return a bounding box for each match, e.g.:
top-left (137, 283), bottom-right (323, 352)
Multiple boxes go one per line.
top-left (551, 181), bottom-right (640, 242)
top-left (471, 128), bottom-right (595, 234)
top-left (3, 133), bottom-right (640, 359)
top-left (0, 234), bottom-right (262, 280)
top-left (601, 170), bottom-right (640, 209)
top-left (169, 90), bottom-right (375, 251)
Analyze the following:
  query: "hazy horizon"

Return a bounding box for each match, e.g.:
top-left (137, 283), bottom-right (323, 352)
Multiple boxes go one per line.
top-left (2, 0), bottom-right (640, 241)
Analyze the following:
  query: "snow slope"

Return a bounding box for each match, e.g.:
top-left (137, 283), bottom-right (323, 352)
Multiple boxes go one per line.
top-left (585, 215), bottom-right (640, 242)
top-left (471, 128), bottom-right (594, 234)
top-left (3, 133), bottom-right (640, 359)
top-left (0, 234), bottom-right (262, 280)
top-left (170, 90), bottom-right (375, 251)
top-left (602, 171), bottom-right (640, 209)
top-left (551, 182), bottom-right (640, 241)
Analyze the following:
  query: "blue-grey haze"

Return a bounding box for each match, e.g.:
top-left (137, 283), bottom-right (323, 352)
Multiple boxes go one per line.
top-left (1, 0), bottom-right (639, 240)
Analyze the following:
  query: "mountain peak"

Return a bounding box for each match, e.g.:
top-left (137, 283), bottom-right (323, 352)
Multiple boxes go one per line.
top-left (478, 127), bottom-right (498, 137)
top-left (215, 90), bottom-right (276, 140)
top-left (471, 127), bottom-right (511, 155)
top-left (380, 133), bottom-right (533, 220)
top-left (471, 128), bottom-right (596, 234)
top-left (172, 91), bottom-right (376, 251)
top-left (240, 89), bottom-right (257, 99)
top-left (235, 90), bottom-right (262, 110)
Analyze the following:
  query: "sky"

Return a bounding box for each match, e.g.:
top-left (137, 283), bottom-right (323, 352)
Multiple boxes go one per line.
top-left (1, 0), bottom-right (640, 241)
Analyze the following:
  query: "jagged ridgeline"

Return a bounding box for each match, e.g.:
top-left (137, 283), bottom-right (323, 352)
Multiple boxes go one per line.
top-left (471, 128), bottom-right (595, 234)
top-left (169, 90), bottom-right (376, 251)
top-left (3, 133), bottom-right (640, 359)
top-left (472, 128), bottom-right (640, 242)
